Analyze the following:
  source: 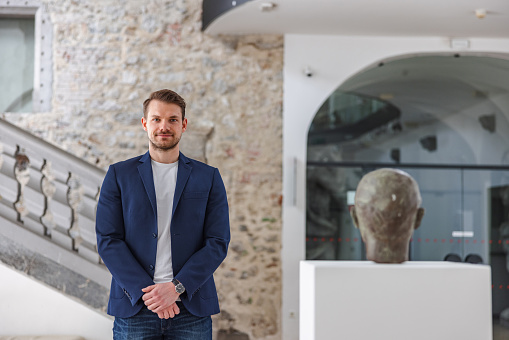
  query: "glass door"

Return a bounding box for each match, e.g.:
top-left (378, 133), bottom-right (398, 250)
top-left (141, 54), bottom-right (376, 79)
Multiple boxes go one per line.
top-left (405, 168), bottom-right (463, 261)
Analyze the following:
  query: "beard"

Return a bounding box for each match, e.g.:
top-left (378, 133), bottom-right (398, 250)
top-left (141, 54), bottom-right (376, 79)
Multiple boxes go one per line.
top-left (149, 133), bottom-right (182, 151)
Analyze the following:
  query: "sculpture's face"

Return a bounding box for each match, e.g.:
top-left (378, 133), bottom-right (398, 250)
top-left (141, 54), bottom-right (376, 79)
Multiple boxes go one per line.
top-left (351, 168), bottom-right (424, 263)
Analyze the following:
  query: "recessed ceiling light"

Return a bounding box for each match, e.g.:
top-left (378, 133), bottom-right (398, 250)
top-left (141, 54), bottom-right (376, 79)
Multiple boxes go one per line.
top-left (260, 2), bottom-right (277, 12)
top-left (475, 8), bottom-right (487, 19)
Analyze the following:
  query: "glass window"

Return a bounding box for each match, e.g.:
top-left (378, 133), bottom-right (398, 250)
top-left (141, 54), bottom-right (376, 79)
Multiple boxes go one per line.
top-left (0, 1), bottom-right (53, 113)
top-left (0, 18), bottom-right (35, 112)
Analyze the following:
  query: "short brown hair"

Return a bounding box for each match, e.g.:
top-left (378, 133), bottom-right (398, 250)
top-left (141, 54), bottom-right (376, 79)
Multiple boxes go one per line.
top-left (143, 89), bottom-right (186, 119)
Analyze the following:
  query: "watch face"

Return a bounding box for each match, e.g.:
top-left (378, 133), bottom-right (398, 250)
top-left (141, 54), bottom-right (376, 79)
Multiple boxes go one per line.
top-left (175, 284), bottom-right (185, 294)
top-left (173, 279), bottom-right (185, 294)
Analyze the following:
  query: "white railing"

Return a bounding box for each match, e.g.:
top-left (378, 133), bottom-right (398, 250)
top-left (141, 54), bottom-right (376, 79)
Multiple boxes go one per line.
top-left (0, 118), bottom-right (110, 288)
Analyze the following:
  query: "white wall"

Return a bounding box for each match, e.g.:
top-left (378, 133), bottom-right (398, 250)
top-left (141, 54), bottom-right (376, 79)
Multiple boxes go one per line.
top-left (0, 262), bottom-right (113, 339)
top-left (282, 34), bottom-right (509, 340)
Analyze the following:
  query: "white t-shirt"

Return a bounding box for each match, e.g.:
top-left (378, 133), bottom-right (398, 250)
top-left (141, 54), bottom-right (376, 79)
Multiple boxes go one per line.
top-left (151, 159), bottom-right (178, 284)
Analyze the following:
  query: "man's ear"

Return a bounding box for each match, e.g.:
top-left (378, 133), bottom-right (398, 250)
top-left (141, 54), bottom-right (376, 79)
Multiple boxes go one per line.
top-left (414, 207), bottom-right (425, 230)
top-left (141, 117), bottom-right (147, 131)
top-left (350, 206), bottom-right (359, 229)
top-left (182, 118), bottom-right (188, 132)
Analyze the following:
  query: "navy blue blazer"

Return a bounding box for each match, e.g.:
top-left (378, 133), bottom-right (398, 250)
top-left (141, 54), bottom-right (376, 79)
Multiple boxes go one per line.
top-left (96, 152), bottom-right (230, 318)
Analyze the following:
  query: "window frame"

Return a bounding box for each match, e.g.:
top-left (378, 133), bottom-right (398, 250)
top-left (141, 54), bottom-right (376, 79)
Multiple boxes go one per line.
top-left (0, 0), bottom-right (52, 112)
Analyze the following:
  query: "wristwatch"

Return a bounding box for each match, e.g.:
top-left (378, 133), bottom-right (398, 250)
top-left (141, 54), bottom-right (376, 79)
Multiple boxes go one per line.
top-left (172, 278), bottom-right (186, 294)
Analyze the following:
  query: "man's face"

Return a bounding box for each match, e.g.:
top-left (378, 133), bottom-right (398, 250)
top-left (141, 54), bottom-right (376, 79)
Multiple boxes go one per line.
top-left (142, 100), bottom-right (187, 151)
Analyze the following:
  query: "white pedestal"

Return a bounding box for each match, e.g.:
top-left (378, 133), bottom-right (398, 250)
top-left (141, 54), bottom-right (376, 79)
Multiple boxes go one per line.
top-left (300, 261), bottom-right (492, 340)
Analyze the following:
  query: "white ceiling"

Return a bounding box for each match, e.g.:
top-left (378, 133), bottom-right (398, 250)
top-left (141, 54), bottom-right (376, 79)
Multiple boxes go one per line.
top-left (340, 55), bottom-right (509, 124)
top-left (206, 0), bottom-right (509, 38)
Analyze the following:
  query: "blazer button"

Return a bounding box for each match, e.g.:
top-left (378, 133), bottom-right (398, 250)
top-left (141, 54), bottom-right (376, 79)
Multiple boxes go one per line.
top-left (152, 233), bottom-right (157, 238)
top-left (149, 265), bottom-right (154, 270)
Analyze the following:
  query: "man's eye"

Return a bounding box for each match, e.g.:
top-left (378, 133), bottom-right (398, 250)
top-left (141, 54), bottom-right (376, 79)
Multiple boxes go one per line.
top-left (153, 118), bottom-right (160, 122)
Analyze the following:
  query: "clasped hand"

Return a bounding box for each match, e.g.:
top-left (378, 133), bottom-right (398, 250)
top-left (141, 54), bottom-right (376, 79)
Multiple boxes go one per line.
top-left (142, 282), bottom-right (180, 319)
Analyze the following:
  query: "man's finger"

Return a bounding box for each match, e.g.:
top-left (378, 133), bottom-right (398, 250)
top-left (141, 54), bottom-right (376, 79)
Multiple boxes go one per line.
top-left (141, 285), bottom-right (154, 293)
top-left (153, 304), bottom-right (166, 313)
top-left (143, 296), bottom-right (156, 305)
top-left (147, 302), bottom-right (159, 311)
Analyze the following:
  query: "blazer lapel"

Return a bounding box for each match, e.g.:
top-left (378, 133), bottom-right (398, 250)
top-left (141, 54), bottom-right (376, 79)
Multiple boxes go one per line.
top-left (173, 152), bottom-right (192, 216)
top-left (138, 152), bottom-right (157, 216)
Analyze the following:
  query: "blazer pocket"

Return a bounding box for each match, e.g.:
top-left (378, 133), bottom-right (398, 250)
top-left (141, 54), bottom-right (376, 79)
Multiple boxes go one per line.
top-left (182, 191), bottom-right (208, 200)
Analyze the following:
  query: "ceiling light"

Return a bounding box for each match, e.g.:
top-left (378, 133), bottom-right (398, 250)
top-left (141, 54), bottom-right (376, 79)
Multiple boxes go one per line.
top-left (479, 114), bottom-right (496, 133)
top-left (390, 149), bottom-right (400, 163)
top-left (260, 2), bottom-right (277, 12)
top-left (475, 8), bottom-right (487, 19)
top-left (420, 136), bottom-right (437, 152)
top-left (379, 93), bottom-right (394, 100)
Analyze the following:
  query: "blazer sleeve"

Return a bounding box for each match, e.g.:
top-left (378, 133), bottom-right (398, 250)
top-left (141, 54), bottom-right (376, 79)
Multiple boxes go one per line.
top-left (175, 168), bottom-right (230, 300)
top-left (95, 165), bottom-right (154, 306)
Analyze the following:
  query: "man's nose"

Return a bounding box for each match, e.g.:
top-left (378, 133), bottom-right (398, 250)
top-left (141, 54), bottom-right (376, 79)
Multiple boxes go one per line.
top-left (159, 120), bottom-right (171, 130)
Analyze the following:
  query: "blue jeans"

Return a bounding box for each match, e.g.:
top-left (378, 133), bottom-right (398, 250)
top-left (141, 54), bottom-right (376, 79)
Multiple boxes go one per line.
top-left (113, 302), bottom-right (212, 340)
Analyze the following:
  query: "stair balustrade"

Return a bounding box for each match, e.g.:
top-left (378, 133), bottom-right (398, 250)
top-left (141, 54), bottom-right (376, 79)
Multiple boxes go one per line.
top-left (0, 118), bottom-right (110, 289)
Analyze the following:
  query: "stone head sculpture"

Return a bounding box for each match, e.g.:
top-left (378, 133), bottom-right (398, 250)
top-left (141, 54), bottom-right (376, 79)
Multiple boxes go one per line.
top-left (350, 168), bottom-right (425, 263)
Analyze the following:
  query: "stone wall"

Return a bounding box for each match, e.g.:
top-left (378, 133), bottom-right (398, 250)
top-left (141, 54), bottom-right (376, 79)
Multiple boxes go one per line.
top-left (3, 0), bottom-right (284, 339)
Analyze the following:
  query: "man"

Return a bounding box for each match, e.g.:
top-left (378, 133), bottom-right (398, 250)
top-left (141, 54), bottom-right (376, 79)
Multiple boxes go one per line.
top-left (96, 89), bottom-right (230, 339)
top-left (350, 168), bottom-right (424, 263)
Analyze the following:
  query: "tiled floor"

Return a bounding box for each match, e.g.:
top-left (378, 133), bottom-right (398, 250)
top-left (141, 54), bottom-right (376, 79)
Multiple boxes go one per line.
top-left (494, 319), bottom-right (509, 339)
